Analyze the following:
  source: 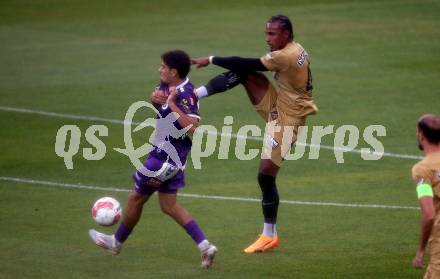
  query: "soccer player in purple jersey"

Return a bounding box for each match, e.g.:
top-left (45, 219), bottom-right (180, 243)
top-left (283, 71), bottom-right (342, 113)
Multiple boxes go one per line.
top-left (88, 50), bottom-right (217, 269)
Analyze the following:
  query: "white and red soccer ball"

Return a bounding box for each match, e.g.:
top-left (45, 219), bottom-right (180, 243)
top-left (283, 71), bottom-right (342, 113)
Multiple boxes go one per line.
top-left (91, 197), bottom-right (122, 226)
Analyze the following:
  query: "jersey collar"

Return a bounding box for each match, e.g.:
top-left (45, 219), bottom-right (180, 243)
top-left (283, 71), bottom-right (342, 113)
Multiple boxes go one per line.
top-left (175, 77), bottom-right (189, 91)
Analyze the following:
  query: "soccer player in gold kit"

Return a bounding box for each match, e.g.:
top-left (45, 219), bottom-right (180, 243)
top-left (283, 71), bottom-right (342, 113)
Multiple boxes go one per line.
top-left (411, 114), bottom-right (440, 278)
top-left (192, 15), bottom-right (318, 253)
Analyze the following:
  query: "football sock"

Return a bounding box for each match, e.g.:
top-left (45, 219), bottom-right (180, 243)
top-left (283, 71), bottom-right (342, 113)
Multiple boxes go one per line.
top-left (195, 71), bottom-right (245, 99)
top-left (258, 173), bottom-right (279, 224)
top-left (195, 86), bottom-right (209, 99)
top-left (183, 219), bottom-right (206, 245)
top-left (197, 239), bottom-right (211, 252)
top-left (263, 222), bottom-right (277, 238)
top-left (114, 223), bottom-right (132, 243)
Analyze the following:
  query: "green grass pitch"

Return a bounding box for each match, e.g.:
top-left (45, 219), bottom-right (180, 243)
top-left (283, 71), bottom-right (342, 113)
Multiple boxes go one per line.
top-left (1, 0), bottom-right (439, 278)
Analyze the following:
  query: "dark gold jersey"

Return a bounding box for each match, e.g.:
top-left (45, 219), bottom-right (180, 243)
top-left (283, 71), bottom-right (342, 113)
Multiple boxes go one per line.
top-left (260, 42), bottom-right (318, 117)
top-left (412, 152), bottom-right (440, 272)
top-left (412, 152), bottom-right (440, 214)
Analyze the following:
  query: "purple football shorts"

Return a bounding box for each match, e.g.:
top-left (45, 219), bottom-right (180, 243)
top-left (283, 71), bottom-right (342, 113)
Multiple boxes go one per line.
top-left (132, 155), bottom-right (185, 195)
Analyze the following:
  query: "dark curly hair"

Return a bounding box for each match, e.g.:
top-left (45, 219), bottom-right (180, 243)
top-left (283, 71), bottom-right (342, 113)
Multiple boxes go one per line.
top-left (161, 49), bottom-right (191, 79)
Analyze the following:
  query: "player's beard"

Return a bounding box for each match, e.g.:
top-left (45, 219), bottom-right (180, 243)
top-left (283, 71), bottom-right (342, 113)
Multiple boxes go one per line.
top-left (418, 138), bottom-right (424, 151)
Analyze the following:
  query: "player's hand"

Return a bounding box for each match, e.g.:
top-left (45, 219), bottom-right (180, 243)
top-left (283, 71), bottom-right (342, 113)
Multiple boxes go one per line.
top-left (191, 57), bottom-right (210, 68)
top-left (167, 86), bottom-right (177, 105)
top-left (151, 89), bottom-right (168, 105)
top-left (412, 250), bottom-right (424, 269)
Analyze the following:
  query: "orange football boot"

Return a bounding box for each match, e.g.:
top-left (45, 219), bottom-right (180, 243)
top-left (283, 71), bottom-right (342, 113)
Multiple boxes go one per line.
top-left (244, 234), bottom-right (279, 253)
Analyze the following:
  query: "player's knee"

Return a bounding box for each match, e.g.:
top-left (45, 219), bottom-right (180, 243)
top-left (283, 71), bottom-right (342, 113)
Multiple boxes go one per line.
top-left (243, 72), bottom-right (269, 89)
top-left (259, 160), bottom-right (279, 176)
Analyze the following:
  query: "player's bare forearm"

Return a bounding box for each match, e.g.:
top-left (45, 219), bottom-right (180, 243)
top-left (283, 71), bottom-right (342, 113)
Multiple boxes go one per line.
top-left (413, 196), bottom-right (435, 268)
top-left (416, 210), bottom-right (434, 253)
top-left (413, 219), bottom-right (431, 269)
top-left (166, 87), bottom-right (198, 135)
top-left (168, 102), bottom-right (198, 135)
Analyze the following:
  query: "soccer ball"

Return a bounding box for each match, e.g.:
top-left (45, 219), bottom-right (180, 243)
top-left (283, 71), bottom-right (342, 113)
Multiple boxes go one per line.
top-left (91, 197), bottom-right (122, 226)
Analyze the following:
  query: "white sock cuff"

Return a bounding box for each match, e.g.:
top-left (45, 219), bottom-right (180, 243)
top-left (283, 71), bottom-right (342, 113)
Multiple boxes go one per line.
top-left (195, 86), bottom-right (208, 99)
top-left (263, 222), bottom-right (277, 238)
top-left (197, 239), bottom-right (210, 251)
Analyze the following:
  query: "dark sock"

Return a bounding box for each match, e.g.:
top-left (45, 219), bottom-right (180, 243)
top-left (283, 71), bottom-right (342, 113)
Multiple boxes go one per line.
top-left (114, 223), bottom-right (132, 243)
top-left (258, 173), bottom-right (279, 224)
top-left (205, 71), bottom-right (246, 96)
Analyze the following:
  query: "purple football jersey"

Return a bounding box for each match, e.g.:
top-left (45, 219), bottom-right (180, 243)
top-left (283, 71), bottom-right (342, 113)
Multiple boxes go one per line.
top-left (132, 78), bottom-right (199, 195)
top-left (150, 77), bottom-right (200, 167)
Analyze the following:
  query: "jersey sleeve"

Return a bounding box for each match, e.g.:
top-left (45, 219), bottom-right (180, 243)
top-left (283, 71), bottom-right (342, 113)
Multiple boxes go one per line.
top-left (412, 163), bottom-right (433, 185)
top-left (260, 50), bottom-right (290, 72)
top-left (176, 88), bottom-right (200, 120)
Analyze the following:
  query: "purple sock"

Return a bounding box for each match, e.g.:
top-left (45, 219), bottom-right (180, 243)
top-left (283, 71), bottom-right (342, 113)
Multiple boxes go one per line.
top-left (114, 223), bottom-right (132, 243)
top-left (183, 220), bottom-right (206, 244)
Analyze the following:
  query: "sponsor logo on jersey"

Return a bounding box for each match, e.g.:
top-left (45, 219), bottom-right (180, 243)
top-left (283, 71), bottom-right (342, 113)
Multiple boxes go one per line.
top-left (266, 135), bottom-right (279, 150)
top-left (180, 99), bottom-right (190, 113)
top-left (266, 52), bottom-right (274, 60)
top-left (297, 50), bottom-right (308, 66)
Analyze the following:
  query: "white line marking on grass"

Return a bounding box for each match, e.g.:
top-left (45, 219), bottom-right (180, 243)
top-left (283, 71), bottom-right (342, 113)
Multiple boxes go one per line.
top-left (0, 176), bottom-right (419, 210)
top-left (0, 106), bottom-right (140, 126)
top-left (0, 105), bottom-right (424, 160)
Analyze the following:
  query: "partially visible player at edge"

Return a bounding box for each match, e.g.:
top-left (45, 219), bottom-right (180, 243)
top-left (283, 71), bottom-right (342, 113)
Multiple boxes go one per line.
top-left (89, 50), bottom-right (217, 268)
top-left (411, 114), bottom-right (440, 278)
top-left (192, 15), bottom-right (318, 253)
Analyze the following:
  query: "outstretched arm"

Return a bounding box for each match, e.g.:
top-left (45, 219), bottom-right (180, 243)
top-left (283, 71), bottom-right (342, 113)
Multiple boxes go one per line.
top-left (192, 56), bottom-right (268, 72)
